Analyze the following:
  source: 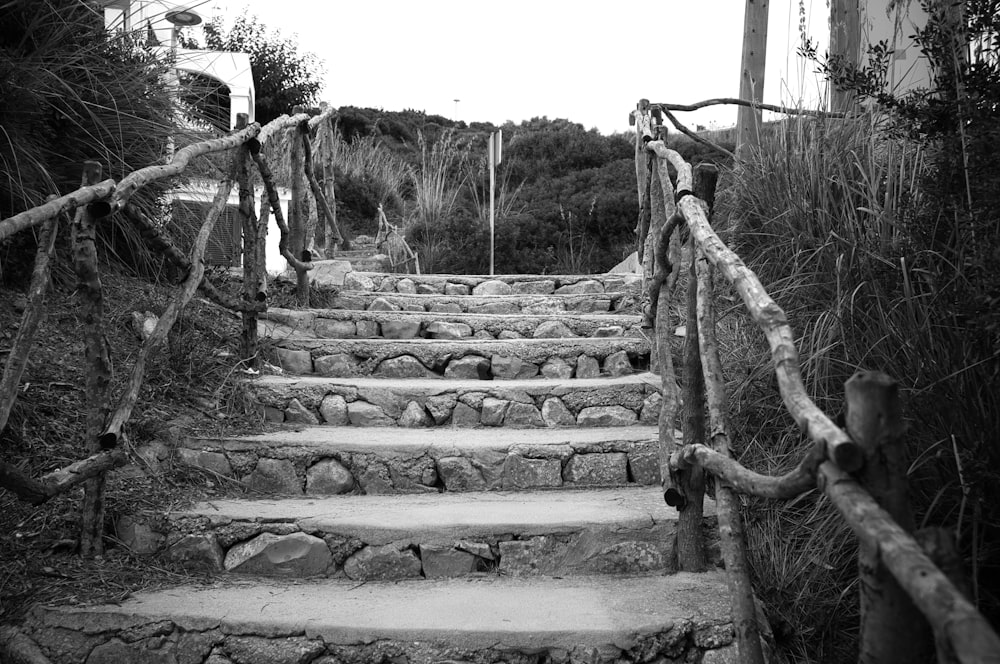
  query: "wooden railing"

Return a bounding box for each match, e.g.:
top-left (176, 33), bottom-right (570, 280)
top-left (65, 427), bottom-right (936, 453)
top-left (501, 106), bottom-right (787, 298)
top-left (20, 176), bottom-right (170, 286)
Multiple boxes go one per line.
top-left (0, 107), bottom-right (341, 554)
top-left (631, 100), bottom-right (1000, 664)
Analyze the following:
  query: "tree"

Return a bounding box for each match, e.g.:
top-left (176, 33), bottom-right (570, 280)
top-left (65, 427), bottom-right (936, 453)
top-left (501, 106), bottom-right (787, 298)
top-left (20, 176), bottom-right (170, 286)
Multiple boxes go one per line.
top-left (200, 15), bottom-right (325, 125)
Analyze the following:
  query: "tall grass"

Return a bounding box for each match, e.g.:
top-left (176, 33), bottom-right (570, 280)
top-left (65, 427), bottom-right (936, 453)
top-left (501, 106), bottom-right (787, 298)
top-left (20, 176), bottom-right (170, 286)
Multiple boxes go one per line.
top-left (720, 111), bottom-right (999, 662)
top-left (406, 129), bottom-right (468, 272)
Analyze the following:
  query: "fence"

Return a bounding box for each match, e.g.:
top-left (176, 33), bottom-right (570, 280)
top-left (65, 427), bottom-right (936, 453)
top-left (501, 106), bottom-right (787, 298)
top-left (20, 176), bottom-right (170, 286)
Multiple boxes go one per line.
top-left (632, 99), bottom-right (1000, 664)
top-left (0, 107), bottom-right (340, 555)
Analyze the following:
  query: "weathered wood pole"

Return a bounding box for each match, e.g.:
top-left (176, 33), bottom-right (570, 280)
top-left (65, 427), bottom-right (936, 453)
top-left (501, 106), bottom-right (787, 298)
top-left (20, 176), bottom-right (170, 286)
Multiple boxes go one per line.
top-left (847, 370), bottom-right (932, 664)
top-left (830, 0), bottom-right (860, 113)
top-left (288, 105), bottom-right (310, 306)
top-left (737, 0), bottom-right (769, 158)
top-left (72, 161), bottom-right (113, 558)
top-left (235, 114), bottom-right (262, 368)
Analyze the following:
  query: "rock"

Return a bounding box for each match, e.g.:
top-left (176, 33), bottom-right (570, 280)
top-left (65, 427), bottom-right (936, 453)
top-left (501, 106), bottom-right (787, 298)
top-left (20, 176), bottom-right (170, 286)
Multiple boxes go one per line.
top-left (176, 449), bottom-right (232, 477)
top-left (426, 394), bottom-right (457, 424)
top-left (284, 398), bottom-right (319, 425)
top-left (593, 325), bottom-right (625, 337)
top-left (313, 319), bottom-right (357, 338)
top-left (354, 460), bottom-right (393, 494)
top-left (473, 329), bottom-right (494, 339)
top-left (425, 321), bottom-right (473, 339)
top-left (246, 458), bottom-right (302, 494)
top-left (314, 353), bottom-right (358, 377)
top-left (515, 361), bottom-right (540, 378)
top-left (503, 455), bottom-right (562, 488)
top-left (347, 401), bottom-right (394, 427)
top-left (374, 355), bottom-right (438, 379)
top-left (564, 453), bottom-right (628, 485)
top-left (437, 456), bottom-right (487, 491)
top-left (222, 636), bottom-right (326, 664)
top-left (417, 283), bottom-right (443, 294)
top-left (420, 544), bottom-right (479, 577)
top-left (402, 303), bottom-right (426, 312)
top-left (376, 276), bottom-right (398, 292)
top-left (368, 297), bottom-right (400, 312)
top-left (541, 357), bottom-right (574, 379)
top-left (263, 406), bottom-right (284, 423)
top-left (429, 302), bottom-right (463, 313)
top-left (639, 393), bottom-right (662, 425)
top-left (577, 406), bottom-right (638, 427)
top-left (86, 640), bottom-right (176, 664)
top-left (343, 272), bottom-right (375, 290)
top-left (451, 402), bottom-right (479, 426)
top-left (702, 644), bottom-right (740, 664)
top-left (116, 516), bottom-right (163, 555)
top-left (380, 320), bottom-right (421, 339)
top-left (444, 356), bottom-right (490, 379)
top-left (224, 532), bottom-right (332, 576)
top-left (695, 624), bottom-right (736, 649)
top-left (472, 279), bottom-right (512, 296)
top-left (319, 394), bottom-right (349, 425)
top-left (444, 283), bottom-right (471, 296)
top-left (395, 278), bottom-right (417, 294)
top-left (497, 330), bottom-right (523, 340)
top-left (504, 402), bottom-right (544, 427)
top-left (342, 544), bottom-right (422, 581)
top-left (575, 355), bottom-right (601, 379)
top-left (456, 540), bottom-right (495, 560)
top-left (574, 299), bottom-right (611, 313)
top-left (275, 348), bottom-right (312, 374)
top-left (306, 458), bottom-right (354, 494)
top-left (541, 398), bottom-right (576, 426)
top-left (398, 401), bottom-right (433, 428)
top-left (562, 529), bottom-right (670, 575)
top-left (470, 302), bottom-right (519, 315)
top-left (603, 350), bottom-right (633, 377)
top-left (533, 320), bottom-right (578, 338)
top-left (480, 397), bottom-right (509, 426)
top-left (165, 534), bottom-right (224, 572)
top-left (555, 279), bottom-right (603, 295)
top-left (628, 451), bottom-right (661, 485)
top-left (355, 320), bottom-right (380, 337)
top-left (499, 536), bottom-right (565, 576)
top-left (510, 279), bottom-right (555, 294)
top-left (490, 354), bottom-right (523, 380)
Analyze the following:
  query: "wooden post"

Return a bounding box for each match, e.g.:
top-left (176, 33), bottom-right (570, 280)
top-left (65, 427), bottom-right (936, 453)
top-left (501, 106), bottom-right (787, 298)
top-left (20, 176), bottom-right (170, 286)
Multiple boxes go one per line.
top-left (736, 0), bottom-right (769, 158)
top-left (289, 105), bottom-right (310, 306)
top-left (236, 113), bottom-right (262, 368)
top-left (830, 0), bottom-right (860, 113)
top-left (847, 370), bottom-right (933, 664)
top-left (72, 161), bottom-right (113, 558)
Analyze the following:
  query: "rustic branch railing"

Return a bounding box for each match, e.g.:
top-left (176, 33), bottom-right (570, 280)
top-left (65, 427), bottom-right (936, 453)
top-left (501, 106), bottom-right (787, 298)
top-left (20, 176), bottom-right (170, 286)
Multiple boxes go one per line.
top-left (633, 100), bottom-right (1000, 664)
top-left (0, 105), bottom-right (340, 551)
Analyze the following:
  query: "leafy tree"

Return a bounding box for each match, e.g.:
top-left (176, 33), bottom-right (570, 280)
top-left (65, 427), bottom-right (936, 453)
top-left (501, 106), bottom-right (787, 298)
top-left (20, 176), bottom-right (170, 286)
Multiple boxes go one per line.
top-left (199, 15), bottom-right (325, 125)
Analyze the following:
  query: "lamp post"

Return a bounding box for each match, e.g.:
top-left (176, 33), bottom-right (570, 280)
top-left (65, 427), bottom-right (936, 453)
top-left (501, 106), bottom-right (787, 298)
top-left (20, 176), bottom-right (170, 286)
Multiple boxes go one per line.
top-left (454, 99), bottom-right (460, 119)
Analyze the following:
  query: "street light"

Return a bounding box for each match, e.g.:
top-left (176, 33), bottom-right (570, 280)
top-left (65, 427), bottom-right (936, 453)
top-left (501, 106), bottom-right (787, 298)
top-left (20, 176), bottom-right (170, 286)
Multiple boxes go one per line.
top-left (165, 8), bottom-right (202, 26)
top-left (454, 99), bottom-right (460, 119)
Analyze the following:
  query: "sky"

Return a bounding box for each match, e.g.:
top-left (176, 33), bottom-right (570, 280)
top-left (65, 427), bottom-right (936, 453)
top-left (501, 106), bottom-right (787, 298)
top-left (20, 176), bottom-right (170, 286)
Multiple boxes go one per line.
top-left (196, 0), bottom-right (832, 135)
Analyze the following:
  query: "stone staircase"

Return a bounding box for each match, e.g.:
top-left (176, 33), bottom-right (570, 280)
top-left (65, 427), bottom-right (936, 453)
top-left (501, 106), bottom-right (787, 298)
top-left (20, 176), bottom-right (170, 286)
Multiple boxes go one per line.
top-left (21, 268), bottom-right (737, 664)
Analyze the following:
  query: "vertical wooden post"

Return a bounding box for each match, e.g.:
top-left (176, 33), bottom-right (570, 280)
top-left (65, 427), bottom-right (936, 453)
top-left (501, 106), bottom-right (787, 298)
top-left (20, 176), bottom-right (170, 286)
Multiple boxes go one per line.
top-left (289, 105), bottom-right (309, 306)
top-left (847, 370), bottom-right (933, 664)
top-left (830, 0), bottom-right (860, 112)
top-left (73, 161), bottom-right (113, 558)
top-left (737, 0), bottom-right (769, 158)
top-left (236, 113), bottom-right (262, 368)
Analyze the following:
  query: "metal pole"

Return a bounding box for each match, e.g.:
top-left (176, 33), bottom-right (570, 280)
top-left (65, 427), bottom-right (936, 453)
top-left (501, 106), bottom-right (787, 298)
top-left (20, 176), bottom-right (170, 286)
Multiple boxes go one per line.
top-left (489, 138), bottom-right (495, 276)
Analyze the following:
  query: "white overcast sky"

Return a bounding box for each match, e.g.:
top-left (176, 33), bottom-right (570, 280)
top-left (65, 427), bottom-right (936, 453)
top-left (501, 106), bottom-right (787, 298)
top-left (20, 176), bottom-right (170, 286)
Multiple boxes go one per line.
top-left (199, 0), bottom-right (831, 134)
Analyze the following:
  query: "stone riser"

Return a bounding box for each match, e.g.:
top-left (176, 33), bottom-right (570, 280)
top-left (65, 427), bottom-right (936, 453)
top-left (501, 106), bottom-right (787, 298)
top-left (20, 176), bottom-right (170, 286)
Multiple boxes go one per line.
top-left (344, 272), bottom-right (642, 297)
top-left (271, 337), bottom-right (650, 382)
top-left (331, 291), bottom-right (635, 314)
top-left (249, 375), bottom-right (662, 429)
top-left (25, 574), bottom-right (737, 664)
top-left (175, 428), bottom-right (663, 496)
top-left (261, 307), bottom-right (645, 340)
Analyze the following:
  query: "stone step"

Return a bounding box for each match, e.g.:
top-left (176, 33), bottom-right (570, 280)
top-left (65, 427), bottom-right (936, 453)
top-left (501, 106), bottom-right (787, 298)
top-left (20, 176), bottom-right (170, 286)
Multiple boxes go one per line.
top-left (249, 373), bottom-right (662, 429)
top-left (343, 272), bottom-right (642, 297)
top-left (270, 336), bottom-right (650, 380)
top-left (130, 488), bottom-right (716, 580)
top-left (176, 426), bottom-right (663, 495)
top-left (25, 573), bottom-right (737, 663)
top-left (331, 290), bottom-right (637, 314)
top-left (261, 307), bottom-right (645, 340)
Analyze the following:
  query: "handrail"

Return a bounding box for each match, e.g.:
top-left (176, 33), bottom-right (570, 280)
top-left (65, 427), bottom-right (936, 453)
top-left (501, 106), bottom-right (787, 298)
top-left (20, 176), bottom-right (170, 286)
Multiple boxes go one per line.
top-left (634, 100), bottom-right (1000, 664)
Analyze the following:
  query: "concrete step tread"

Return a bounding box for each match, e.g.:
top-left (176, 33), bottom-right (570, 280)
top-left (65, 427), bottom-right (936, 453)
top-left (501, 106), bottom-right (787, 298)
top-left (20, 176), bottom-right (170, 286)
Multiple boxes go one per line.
top-left (331, 291), bottom-right (633, 314)
top-left (173, 487), bottom-right (698, 541)
top-left (28, 573), bottom-right (732, 657)
top-left (187, 424), bottom-right (660, 453)
top-left (253, 372), bottom-right (661, 392)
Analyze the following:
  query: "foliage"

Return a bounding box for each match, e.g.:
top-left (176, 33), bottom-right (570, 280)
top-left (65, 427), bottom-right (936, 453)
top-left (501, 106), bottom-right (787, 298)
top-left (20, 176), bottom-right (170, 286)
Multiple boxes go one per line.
top-left (198, 14), bottom-right (325, 125)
